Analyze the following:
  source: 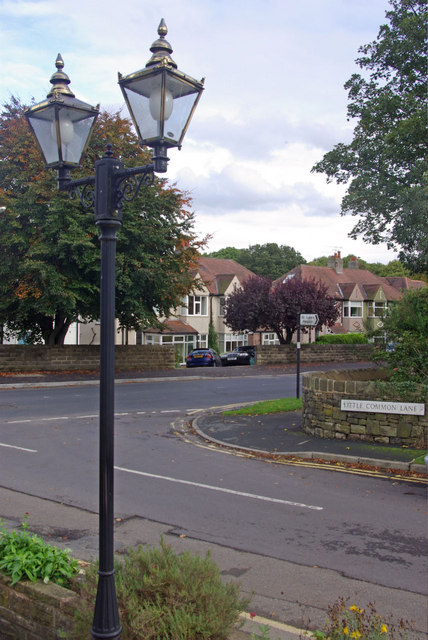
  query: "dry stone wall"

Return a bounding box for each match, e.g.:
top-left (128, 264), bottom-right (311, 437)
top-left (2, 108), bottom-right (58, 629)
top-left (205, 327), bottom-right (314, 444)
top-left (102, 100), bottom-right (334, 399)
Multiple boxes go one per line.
top-left (302, 369), bottom-right (427, 447)
top-left (256, 344), bottom-right (374, 365)
top-left (0, 573), bottom-right (77, 639)
top-left (0, 344), bottom-right (175, 372)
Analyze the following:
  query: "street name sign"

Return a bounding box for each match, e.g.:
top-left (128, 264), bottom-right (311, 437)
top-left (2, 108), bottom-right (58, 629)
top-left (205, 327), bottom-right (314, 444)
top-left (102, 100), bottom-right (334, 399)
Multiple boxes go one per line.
top-left (341, 399), bottom-right (425, 416)
top-left (300, 313), bottom-right (319, 326)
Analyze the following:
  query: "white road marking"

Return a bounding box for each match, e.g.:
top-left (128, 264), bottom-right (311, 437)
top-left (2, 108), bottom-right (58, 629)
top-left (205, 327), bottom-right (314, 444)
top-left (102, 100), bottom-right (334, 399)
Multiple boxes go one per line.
top-left (160, 410), bottom-right (180, 414)
top-left (114, 466), bottom-right (323, 511)
top-left (0, 442), bottom-right (37, 453)
top-left (6, 420), bottom-right (32, 424)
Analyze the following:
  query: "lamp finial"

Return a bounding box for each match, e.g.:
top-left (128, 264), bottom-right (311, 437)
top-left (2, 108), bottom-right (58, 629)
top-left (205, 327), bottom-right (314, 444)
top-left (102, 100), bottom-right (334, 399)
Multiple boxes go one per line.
top-left (47, 54), bottom-right (75, 98)
top-left (145, 20), bottom-right (177, 69)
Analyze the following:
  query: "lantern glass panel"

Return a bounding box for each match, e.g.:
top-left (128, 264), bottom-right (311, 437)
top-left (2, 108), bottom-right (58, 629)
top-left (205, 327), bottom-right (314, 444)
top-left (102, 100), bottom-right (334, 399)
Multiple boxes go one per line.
top-left (28, 106), bottom-right (96, 166)
top-left (122, 70), bottom-right (200, 146)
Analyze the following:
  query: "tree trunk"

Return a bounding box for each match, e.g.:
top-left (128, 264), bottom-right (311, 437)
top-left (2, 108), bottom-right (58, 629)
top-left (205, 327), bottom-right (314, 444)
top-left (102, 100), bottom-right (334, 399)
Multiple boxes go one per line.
top-left (44, 313), bottom-right (71, 345)
top-left (284, 328), bottom-right (293, 344)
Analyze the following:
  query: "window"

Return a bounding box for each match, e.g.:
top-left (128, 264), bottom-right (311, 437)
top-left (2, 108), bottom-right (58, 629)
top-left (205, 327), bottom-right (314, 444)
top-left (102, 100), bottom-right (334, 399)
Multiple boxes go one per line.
top-left (187, 295), bottom-right (208, 316)
top-left (219, 296), bottom-right (226, 316)
top-left (368, 301), bottom-right (387, 317)
top-left (223, 333), bottom-right (248, 351)
top-left (343, 301), bottom-right (363, 318)
top-left (263, 333), bottom-right (280, 345)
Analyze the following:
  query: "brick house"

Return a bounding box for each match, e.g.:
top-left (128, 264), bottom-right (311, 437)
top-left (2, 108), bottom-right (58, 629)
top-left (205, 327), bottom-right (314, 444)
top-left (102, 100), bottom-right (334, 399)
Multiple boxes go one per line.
top-left (139, 257), bottom-right (256, 363)
top-left (274, 252), bottom-right (426, 338)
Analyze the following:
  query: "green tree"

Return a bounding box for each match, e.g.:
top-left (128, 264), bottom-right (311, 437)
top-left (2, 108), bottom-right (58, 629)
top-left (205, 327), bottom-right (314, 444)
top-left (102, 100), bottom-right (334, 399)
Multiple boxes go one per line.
top-left (207, 243), bottom-right (305, 279)
top-left (375, 287), bottom-right (428, 382)
top-left (206, 247), bottom-right (245, 263)
top-left (0, 98), bottom-right (203, 344)
top-left (312, 0), bottom-right (428, 274)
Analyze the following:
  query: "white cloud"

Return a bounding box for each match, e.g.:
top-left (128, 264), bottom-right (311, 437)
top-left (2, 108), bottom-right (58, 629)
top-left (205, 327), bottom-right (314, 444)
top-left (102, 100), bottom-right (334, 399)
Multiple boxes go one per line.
top-left (0, 0), bottom-right (398, 264)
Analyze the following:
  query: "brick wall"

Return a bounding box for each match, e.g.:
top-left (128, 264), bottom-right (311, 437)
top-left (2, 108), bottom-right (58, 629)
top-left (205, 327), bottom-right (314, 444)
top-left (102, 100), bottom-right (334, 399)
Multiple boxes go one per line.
top-left (0, 345), bottom-right (175, 372)
top-left (0, 573), bottom-right (77, 639)
top-left (256, 344), bottom-right (374, 365)
top-left (302, 369), bottom-right (427, 447)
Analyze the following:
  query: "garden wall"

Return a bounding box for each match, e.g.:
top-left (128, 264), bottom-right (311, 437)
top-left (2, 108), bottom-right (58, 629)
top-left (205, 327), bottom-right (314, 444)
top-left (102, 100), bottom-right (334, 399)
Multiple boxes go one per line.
top-left (0, 573), bottom-right (77, 639)
top-left (0, 344), bottom-right (175, 372)
top-left (256, 344), bottom-right (374, 365)
top-left (302, 369), bottom-right (427, 447)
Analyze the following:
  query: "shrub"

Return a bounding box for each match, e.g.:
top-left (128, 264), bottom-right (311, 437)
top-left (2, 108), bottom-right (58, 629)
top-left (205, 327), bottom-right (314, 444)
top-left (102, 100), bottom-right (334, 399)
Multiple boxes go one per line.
top-left (372, 288), bottom-right (428, 383)
top-left (316, 333), bottom-right (369, 344)
top-left (0, 517), bottom-right (78, 587)
top-left (71, 538), bottom-right (250, 639)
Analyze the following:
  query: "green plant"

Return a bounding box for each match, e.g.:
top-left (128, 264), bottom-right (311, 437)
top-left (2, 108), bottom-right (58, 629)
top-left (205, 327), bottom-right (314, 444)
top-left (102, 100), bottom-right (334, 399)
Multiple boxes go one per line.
top-left (374, 378), bottom-right (428, 404)
top-left (71, 538), bottom-right (250, 639)
top-left (208, 319), bottom-right (220, 354)
top-left (316, 333), bottom-right (369, 344)
top-left (0, 517), bottom-right (78, 587)
top-left (223, 397), bottom-right (302, 416)
top-left (372, 288), bottom-right (428, 384)
top-left (251, 624), bottom-right (279, 639)
top-left (314, 598), bottom-right (414, 639)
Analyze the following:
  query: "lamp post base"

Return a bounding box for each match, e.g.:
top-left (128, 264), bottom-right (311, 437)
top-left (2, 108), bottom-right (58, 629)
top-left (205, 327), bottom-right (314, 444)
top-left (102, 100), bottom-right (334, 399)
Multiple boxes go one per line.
top-left (91, 569), bottom-right (122, 639)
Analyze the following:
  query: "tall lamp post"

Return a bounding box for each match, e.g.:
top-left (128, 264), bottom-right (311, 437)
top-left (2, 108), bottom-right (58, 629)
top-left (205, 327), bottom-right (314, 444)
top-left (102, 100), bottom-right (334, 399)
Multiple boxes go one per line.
top-left (25, 21), bottom-right (203, 639)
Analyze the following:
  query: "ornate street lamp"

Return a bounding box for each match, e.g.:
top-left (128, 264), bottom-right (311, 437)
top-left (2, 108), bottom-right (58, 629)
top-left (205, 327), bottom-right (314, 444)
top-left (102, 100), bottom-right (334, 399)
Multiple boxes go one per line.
top-left (119, 18), bottom-right (204, 172)
top-left (25, 21), bottom-right (203, 640)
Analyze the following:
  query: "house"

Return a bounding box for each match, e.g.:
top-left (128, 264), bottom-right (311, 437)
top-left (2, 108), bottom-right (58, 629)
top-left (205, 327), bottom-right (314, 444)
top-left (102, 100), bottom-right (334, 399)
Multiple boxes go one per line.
top-left (139, 257), bottom-right (256, 363)
top-left (275, 252), bottom-right (426, 338)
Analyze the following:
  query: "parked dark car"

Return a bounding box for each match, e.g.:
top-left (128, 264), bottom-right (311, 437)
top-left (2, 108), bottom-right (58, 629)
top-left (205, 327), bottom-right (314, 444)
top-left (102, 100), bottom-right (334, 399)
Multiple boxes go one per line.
top-left (186, 348), bottom-right (222, 368)
top-left (221, 345), bottom-right (255, 366)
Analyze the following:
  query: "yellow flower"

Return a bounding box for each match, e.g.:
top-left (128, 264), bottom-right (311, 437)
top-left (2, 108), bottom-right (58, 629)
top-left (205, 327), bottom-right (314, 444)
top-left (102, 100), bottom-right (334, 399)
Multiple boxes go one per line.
top-left (350, 632), bottom-right (361, 639)
top-left (343, 627), bottom-right (349, 635)
top-left (349, 605), bottom-right (363, 613)
top-left (381, 624), bottom-right (388, 634)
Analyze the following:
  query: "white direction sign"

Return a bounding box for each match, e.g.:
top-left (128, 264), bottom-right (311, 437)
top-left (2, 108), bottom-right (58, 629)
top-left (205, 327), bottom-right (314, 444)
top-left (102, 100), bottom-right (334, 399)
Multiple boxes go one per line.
top-left (300, 313), bottom-right (319, 326)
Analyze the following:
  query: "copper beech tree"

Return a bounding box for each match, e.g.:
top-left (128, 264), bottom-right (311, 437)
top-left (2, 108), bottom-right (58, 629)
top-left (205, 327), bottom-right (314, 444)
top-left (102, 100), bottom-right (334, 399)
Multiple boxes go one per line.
top-left (224, 275), bottom-right (340, 344)
top-left (0, 98), bottom-right (204, 344)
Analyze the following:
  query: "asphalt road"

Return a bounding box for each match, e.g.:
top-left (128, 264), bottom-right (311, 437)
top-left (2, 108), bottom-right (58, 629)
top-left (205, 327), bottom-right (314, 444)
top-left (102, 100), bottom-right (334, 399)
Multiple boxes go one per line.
top-left (0, 372), bottom-right (426, 604)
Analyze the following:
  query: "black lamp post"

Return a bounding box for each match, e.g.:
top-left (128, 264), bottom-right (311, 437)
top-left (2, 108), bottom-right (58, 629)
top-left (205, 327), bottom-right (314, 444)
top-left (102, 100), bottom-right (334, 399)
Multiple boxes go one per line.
top-left (25, 21), bottom-right (203, 640)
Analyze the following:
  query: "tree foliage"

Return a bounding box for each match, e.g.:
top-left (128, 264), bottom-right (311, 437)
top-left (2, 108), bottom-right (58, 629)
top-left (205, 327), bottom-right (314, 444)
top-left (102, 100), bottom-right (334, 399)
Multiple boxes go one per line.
top-left (374, 287), bottom-right (428, 383)
top-left (312, 0), bottom-right (428, 274)
top-left (207, 243), bottom-right (305, 279)
top-left (224, 276), bottom-right (339, 344)
top-left (0, 98), bottom-right (203, 344)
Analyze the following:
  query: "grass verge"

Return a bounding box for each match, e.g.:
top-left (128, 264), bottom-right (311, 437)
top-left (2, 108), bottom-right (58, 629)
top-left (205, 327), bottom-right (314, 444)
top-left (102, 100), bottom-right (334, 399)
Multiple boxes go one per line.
top-left (223, 397), bottom-right (302, 416)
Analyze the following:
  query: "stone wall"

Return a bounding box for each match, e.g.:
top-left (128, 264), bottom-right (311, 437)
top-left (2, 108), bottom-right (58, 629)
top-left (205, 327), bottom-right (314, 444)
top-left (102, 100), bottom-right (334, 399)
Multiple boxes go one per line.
top-left (256, 344), bottom-right (374, 365)
top-left (0, 573), bottom-right (77, 639)
top-left (0, 344), bottom-right (175, 372)
top-left (302, 369), bottom-right (427, 447)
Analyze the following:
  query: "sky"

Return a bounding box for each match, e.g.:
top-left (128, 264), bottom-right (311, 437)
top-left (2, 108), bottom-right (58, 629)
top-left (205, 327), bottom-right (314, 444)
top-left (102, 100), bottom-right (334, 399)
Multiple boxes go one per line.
top-left (0, 0), bottom-right (398, 264)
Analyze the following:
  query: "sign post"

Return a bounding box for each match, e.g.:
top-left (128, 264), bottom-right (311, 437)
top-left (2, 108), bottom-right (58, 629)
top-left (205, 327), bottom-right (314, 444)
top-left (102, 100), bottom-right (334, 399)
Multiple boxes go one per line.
top-left (296, 313), bottom-right (319, 398)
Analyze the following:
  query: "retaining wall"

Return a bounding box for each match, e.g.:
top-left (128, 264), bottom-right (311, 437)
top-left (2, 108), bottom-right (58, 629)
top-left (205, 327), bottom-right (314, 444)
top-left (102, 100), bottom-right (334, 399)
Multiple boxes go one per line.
top-left (0, 344), bottom-right (175, 372)
top-left (256, 344), bottom-right (374, 365)
top-left (0, 573), bottom-right (77, 640)
top-left (302, 369), bottom-right (427, 447)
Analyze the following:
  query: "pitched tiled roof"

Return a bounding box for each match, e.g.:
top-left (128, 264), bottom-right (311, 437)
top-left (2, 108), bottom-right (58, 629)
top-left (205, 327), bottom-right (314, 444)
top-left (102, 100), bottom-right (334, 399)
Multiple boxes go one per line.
top-left (194, 257), bottom-right (256, 294)
top-left (146, 319), bottom-right (198, 334)
top-left (273, 265), bottom-right (420, 301)
top-left (386, 276), bottom-right (426, 291)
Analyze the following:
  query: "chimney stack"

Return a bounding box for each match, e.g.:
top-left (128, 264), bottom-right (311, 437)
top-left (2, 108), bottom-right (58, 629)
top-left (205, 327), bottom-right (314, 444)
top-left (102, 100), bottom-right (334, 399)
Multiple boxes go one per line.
top-left (327, 251), bottom-right (343, 274)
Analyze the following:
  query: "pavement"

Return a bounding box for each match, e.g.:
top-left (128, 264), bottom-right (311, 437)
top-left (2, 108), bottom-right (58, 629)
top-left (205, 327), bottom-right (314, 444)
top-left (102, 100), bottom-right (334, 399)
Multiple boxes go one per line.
top-left (0, 363), bottom-right (427, 639)
top-left (193, 409), bottom-right (427, 476)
